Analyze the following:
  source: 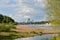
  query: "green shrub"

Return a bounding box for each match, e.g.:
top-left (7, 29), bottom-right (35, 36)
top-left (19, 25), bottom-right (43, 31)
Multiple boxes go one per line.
top-left (0, 24), bottom-right (15, 32)
top-left (30, 31), bottom-right (38, 34)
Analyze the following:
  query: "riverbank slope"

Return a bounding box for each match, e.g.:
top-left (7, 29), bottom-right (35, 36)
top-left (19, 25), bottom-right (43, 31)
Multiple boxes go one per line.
top-left (0, 25), bottom-right (60, 39)
top-left (15, 25), bottom-right (60, 34)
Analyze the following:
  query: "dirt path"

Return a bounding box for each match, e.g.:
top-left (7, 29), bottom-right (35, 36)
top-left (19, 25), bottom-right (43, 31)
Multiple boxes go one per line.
top-left (15, 25), bottom-right (60, 34)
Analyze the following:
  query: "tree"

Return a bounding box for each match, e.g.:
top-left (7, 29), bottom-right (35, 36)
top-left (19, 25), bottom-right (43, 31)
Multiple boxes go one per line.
top-left (3, 16), bottom-right (15, 23)
top-left (0, 24), bottom-right (15, 32)
top-left (0, 14), bottom-right (4, 23)
top-left (0, 14), bottom-right (15, 24)
top-left (0, 14), bottom-right (16, 32)
top-left (47, 0), bottom-right (60, 29)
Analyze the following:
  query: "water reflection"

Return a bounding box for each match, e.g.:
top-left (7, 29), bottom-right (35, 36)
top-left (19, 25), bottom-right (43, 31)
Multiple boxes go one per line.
top-left (0, 34), bottom-right (57, 40)
top-left (15, 34), bottom-right (57, 40)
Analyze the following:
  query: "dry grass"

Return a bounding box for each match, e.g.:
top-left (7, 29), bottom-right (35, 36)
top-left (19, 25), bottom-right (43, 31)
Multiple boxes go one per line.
top-left (15, 25), bottom-right (60, 34)
top-left (15, 25), bottom-right (43, 33)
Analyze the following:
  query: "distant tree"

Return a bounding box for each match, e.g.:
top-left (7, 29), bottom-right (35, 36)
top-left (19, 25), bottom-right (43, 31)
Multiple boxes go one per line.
top-left (3, 16), bottom-right (15, 23)
top-left (0, 14), bottom-right (15, 24)
top-left (0, 24), bottom-right (15, 32)
top-left (33, 21), bottom-right (48, 24)
top-left (0, 14), bottom-right (4, 23)
top-left (0, 14), bottom-right (16, 32)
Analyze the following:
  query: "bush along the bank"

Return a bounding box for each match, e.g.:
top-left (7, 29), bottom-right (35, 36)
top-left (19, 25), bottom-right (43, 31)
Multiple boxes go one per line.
top-left (0, 14), bottom-right (16, 32)
top-left (0, 24), bottom-right (15, 32)
top-left (0, 14), bottom-right (15, 23)
top-left (50, 34), bottom-right (60, 40)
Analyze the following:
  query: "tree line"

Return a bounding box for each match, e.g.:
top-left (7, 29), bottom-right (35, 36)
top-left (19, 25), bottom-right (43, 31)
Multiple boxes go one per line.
top-left (0, 14), bottom-right (15, 24)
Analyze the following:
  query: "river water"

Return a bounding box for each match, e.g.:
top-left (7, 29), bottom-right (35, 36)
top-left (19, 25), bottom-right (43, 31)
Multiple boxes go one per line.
top-left (15, 24), bottom-right (57, 40)
top-left (15, 34), bottom-right (57, 40)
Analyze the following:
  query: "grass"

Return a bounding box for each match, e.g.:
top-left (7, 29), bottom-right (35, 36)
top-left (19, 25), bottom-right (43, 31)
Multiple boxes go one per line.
top-left (0, 23), bottom-right (59, 39)
top-left (50, 33), bottom-right (60, 40)
top-left (0, 23), bottom-right (15, 32)
top-left (0, 32), bottom-right (41, 39)
top-left (0, 23), bottom-right (42, 39)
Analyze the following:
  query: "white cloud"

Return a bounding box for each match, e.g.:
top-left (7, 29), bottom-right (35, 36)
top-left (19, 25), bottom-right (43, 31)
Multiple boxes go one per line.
top-left (23, 15), bottom-right (30, 19)
top-left (0, 4), bottom-right (16, 8)
top-left (21, 6), bottom-right (34, 13)
top-left (13, 0), bottom-right (23, 3)
top-left (1, 0), bottom-right (10, 3)
top-left (34, 0), bottom-right (46, 7)
top-left (14, 5), bottom-right (35, 15)
top-left (13, 0), bottom-right (24, 6)
top-left (8, 13), bottom-right (31, 22)
top-left (0, 0), bottom-right (24, 8)
top-left (9, 13), bottom-right (22, 19)
top-left (0, 0), bottom-right (46, 22)
top-left (36, 0), bottom-right (43, 2)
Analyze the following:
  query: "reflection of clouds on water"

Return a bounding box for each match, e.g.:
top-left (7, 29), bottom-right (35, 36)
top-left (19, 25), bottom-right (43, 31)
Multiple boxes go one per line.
top-left (15, 34), bottom-right (57, 40)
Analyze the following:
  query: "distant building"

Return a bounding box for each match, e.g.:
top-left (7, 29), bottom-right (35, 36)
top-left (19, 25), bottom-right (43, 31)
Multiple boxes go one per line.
top-left (27, 18), bottom-right (30, 23)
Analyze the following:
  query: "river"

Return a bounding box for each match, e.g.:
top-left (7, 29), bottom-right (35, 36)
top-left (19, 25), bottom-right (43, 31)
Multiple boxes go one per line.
top-left (15, 24), bottom-right (57, 40)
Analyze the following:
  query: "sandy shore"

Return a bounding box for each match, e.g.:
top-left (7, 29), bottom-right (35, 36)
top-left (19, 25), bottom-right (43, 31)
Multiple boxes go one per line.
top-left (15, 25), bottom-right (42, 33)
top-left (15, 25), bottom-right (60, 34)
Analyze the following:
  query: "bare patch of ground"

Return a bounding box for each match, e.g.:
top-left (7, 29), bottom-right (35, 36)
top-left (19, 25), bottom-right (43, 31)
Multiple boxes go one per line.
top-left (15, 25), bottom-right (60, 34)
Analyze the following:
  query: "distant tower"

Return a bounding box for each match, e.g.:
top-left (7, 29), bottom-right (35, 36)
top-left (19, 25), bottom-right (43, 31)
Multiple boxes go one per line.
top-left (32, 20), bottom-right (34, 22)
top-left (27, 18), bottom-right (30, 23)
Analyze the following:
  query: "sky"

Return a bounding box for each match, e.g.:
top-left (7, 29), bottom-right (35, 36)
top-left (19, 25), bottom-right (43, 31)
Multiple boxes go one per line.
top-left (0, 0), bottom-right (47, 22)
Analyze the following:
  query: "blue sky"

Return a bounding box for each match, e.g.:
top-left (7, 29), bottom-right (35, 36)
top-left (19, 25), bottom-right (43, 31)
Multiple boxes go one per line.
top-left (0, 0), bottom-right (47, 22)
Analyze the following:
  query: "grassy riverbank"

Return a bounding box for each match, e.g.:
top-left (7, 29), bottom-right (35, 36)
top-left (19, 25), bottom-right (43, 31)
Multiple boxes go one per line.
top-left (0, 24), bottom-right (60, 39)
top-left (0, 31), bottom-right (41, 39)
top-left (50, 34), bottom-right (60, 40)
top-left (0, 24), bottom-right (42, 39)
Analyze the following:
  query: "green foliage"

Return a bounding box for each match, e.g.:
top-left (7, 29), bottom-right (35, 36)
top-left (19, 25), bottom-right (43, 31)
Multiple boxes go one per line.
top-left (3, 16), bottom-right (15, 23)
top-left (0, 14), bottom-right (17, 32)
top-left (50, 36), bottom-right (56, 40)
top-left (50, 34), bottom-right (60, 40)
top-left (30, 31), bottom-right (38, 34)
top-left (47, 0), bottom-right (60, 28)
top-left (32, 21), bottom-right (48, 24)
top-left (0, 24), bottom-right (15, 32)
top-left (0, 14), bottom-right (15, 24)
top-left (0, 14), bottom-right (4, 23)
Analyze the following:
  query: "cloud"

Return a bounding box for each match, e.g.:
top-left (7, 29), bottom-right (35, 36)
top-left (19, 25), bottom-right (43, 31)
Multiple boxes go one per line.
top-left (34, 0), bottom-right (46, 7)
top-left (13, 0), bottom-right (23, 3)
top-left (15, 6), bottom-right (34, 14)
top-left (23, 15), bottom-right (31, 19)
top-left (0, 4), bottom-right (16, 8)
top-left (0, 0), bottom-right (46, 22)
top-left (21, 6), bottom-right (34, 13)
top-left (1, 0), bottom-right (10, 3)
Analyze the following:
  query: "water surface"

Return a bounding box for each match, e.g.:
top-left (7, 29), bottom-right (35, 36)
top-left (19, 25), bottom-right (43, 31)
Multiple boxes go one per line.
top-left (15, 34), bottom-right (57, 40)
